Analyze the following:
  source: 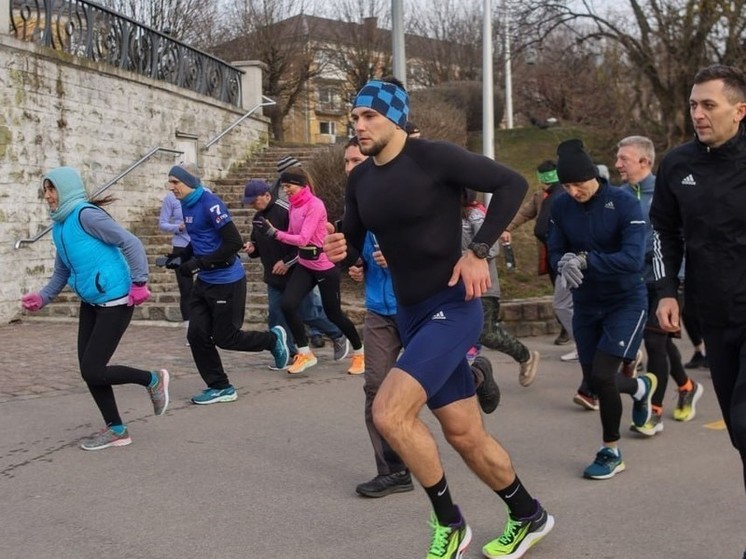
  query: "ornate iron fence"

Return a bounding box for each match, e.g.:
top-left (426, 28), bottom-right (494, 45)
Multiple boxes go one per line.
top-left (10, 0), bottom-right (242, 107)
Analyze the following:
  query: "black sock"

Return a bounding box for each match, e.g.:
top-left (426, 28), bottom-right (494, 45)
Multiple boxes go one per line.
top-left (495, 476), bottom-right (537, 519)
top-left (424, 475), bottom-right (459, 526)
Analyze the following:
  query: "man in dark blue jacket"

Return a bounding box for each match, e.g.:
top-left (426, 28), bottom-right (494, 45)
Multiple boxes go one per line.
top-left (548, 139), bottom-right (655, 480)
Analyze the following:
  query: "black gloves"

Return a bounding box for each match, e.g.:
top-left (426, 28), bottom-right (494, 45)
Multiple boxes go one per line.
top-left (178, 258), bottom-right (202, 278)
top-left (252, 215), bottom-right (278, 238)
top-left (164, 254), bottom-right (183, 269)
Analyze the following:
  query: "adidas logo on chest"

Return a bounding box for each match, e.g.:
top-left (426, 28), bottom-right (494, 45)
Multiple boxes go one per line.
top-left (681, 174), bottom-right (697, 186)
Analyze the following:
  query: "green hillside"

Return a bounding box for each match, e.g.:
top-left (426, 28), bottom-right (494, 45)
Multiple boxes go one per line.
top-left (469, 126), bottom-right (617, 299)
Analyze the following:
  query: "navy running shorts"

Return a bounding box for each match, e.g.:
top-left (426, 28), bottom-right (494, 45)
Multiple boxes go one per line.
top-left (573, 290), bottom-right (647, 364)
top-left (395, 282), bottom-right (482, 410)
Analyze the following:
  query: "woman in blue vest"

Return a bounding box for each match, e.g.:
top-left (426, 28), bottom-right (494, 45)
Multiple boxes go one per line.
top-left (21, 166), bottom-right (169, 451)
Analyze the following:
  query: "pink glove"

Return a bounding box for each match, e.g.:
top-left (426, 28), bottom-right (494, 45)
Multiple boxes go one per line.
top-left (127, 283), bottom-right (151, 306)
top-left (21, 292), bottom-right (44, 312)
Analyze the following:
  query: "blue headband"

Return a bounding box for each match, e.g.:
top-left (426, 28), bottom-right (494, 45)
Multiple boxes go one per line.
top-left (168, 165), bottom-right (199, 189)
top-left (354, 80), bottom-right (410, 128)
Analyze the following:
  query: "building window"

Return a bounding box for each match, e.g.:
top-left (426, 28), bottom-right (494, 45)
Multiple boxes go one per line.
top-left (319, 121), bottom-right (336, 136)
top-left (317, 84), bottom-right (342, 113)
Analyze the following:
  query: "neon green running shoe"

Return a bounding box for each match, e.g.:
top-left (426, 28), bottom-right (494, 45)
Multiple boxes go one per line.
top-left (483, 502), bottom-right (554, 559)
top-left (425, 507), bottom-right (472, 559)
top-left (673, 380), bottom-right (704, 421)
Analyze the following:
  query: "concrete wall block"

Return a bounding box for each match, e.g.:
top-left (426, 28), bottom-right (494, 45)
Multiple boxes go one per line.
top-left (521, 303), bottom-right (539, 321)
top-left (2, 35), bottom-right (268, 323)
top-left (500, 304), bottom-right (523, 322)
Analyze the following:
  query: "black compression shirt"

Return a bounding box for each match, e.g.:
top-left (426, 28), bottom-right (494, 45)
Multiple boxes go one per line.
top-left (344, 138), bottom-right (527, 306)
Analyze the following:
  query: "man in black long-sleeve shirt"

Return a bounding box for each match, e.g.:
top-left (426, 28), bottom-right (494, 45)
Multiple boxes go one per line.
top-left (651, 64), bottom-right (746, 495)
top-left (324, 78), bottom-right (554, 559)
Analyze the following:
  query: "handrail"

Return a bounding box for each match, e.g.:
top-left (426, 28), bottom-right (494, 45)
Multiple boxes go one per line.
top-left (202, 95), bottom-right (277, 151)
top-left (11, 0), bottom-right (243, 107)
top-left (14, 146), bottom-right (183, 249)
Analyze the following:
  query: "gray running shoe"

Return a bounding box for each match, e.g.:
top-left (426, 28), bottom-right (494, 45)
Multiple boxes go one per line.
top-left (332, 336), bottom-right (350, 361)
top-left (80, 427), bottom-right (132, 451)
top-left (519, 351), bottom-right (540, 387)
top-left (147, 369), bottom-right (170, 416)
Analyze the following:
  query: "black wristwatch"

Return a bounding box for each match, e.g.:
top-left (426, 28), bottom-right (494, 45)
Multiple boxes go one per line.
top-left (133, 281), bottom-right (147, 286)
top-left (468, 242), bottom-right (490, 259)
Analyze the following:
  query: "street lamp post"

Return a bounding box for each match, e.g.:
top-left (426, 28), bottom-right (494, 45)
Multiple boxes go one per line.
top-left (391, 0), bottom-right (407, 88)
top-left (503, 0), bottom-right (513, 129)
top-left (483, 0), bottom-right (494, 208)
top-left (483, 0), bottom-right (494, 161)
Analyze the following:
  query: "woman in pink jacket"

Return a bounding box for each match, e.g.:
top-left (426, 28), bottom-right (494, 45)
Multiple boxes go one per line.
top-left (252, 166), bottom-right (364, 374)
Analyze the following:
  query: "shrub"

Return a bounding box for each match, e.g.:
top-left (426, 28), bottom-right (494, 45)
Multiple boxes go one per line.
top-left (410, 81), bottom-right (503, 143)
top-left (306, 144), bottom-right (346, 220)
top-left (408, 91), bottom-right (468, 145)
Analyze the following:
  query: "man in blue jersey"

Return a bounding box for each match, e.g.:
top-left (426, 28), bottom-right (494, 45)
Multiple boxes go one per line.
top-left (325, 78), bottom-right (553, 559)
top-left (166, 163), bottom-right (289, 405)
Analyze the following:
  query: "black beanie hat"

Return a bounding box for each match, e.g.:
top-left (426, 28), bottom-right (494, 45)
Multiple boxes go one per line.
top-left (556, 139), bottom-right (597, 184)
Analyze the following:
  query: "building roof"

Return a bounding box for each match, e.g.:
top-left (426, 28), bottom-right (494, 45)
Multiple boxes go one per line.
top-left (211, 13), bottom-right (458, 63)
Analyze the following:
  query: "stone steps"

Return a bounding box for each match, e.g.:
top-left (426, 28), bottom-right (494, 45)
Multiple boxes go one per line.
top-left (36, 144), bottom-right (362, 326)
top-left (33, 140), bottom-right (562, 338)
top-left (38, 289), bottom-right (368, 326)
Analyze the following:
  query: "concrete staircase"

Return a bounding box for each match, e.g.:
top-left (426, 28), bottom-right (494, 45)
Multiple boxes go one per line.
top-left (35, 144), bottom-right (367, 328)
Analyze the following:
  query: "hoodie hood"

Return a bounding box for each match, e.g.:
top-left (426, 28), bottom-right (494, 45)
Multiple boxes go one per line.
top-left (45, 167), bottom-right (88, 223)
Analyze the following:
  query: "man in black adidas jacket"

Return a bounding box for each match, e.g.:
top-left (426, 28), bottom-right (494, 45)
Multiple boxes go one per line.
top-left (650, 64), bottom-right (746, 492)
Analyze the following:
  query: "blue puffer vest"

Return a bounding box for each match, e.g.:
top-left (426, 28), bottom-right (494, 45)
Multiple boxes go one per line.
top-left (52, 203), bottom-right (131, 304)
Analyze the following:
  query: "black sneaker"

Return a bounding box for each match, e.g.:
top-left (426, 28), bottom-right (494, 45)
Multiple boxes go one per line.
top-left (684, 351), bottom-right (706, 369)
top-left (472, 356), bottom-right (500, 414)
top-left (554, 328), bottom-right (571, 345)
top-left (356, 471), bottom-right (414, 498)
top-left (309, 335), bottom-right (325, 348)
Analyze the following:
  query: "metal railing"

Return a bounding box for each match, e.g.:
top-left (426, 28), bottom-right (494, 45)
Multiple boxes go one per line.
top-left (10, 0), bottom-right (242, 106)
top-left (14, 146), bottom-right (183, 249)
top-left (202, 96), bottom-right (277, 151)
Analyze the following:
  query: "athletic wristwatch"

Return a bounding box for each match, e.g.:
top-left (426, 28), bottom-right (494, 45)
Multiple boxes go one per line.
top-left (468, 242), bottom-right (491, 259)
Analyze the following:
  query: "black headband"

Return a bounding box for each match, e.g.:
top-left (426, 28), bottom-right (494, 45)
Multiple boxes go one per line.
top-left (279, 172), bottom-right (307, 186)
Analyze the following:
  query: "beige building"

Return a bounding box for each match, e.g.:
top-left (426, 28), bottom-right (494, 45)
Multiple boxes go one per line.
top-left (215, 14), bottom-right (468, 144)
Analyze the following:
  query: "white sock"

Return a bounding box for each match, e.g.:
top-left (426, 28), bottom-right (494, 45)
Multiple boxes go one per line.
top-left (633, 378), bottom-right (647, 400)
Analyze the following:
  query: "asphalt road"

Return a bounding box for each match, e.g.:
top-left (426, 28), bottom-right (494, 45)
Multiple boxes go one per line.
top-left (1, 320), bottom-right (743, 558)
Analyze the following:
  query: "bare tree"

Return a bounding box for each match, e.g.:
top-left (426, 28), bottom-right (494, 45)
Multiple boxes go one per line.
top-left (98, 0), bottom-right (218, 46)
top-left (210, 0), bottom-right (326, 142)
top-left (407, 0), bottom-right (483, 86)
top-left (321, 0), bottom-right (392, 98)
top-left (511, 0), bottom-right (746, 146)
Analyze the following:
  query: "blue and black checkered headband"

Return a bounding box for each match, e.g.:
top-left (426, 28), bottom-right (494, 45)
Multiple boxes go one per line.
top-left (353, 80), bottom-right (410, 128)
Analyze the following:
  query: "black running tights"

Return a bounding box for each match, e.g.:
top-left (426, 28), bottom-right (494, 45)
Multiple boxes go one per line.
top-left (78, 303), bottom-right (152, 426)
